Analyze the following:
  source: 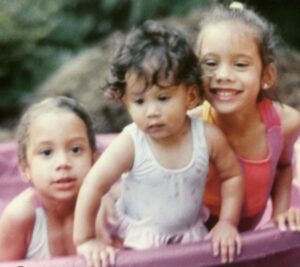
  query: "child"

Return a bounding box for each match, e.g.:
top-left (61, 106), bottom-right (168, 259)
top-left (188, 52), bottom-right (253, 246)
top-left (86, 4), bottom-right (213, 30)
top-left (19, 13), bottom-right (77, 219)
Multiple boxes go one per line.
top-left (191, 2), bottom-right (300, 231)
top-left (74, 20), bottom-right (244, 267)
top-left (0, 96), bottom-right (97, 260)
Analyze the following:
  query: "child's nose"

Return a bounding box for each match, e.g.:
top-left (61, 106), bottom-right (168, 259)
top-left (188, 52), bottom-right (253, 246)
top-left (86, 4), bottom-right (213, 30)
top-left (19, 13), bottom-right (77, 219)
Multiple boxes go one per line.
top-left (146, 102), bottom-right (160, 117)
top-left (55, 151), bottom-right (71, 169)
top-left (215, 63), bottom-right (233, 82)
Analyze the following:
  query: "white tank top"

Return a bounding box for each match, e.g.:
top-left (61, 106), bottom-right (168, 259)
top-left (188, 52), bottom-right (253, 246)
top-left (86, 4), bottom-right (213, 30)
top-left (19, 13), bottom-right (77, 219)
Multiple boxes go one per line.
top-left (115, 117), bottom-right (209, 249)
top-left (25, 207), bottom-right (51, 259)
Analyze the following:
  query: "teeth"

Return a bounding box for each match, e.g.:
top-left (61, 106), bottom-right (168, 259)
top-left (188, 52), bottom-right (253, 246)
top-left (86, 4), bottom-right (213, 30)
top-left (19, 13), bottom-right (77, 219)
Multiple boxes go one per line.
top-left (218, 91), bottom-right (234, 96)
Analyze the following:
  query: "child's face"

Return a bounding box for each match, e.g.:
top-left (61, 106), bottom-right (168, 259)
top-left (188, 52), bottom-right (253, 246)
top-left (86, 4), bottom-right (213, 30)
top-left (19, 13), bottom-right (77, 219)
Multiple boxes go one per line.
top-left (198, 22), bottom-right (265, 114)
top-left (22, 110), bottom-right (94, 202)
top-left (123, 71), bottom-right (198, 140)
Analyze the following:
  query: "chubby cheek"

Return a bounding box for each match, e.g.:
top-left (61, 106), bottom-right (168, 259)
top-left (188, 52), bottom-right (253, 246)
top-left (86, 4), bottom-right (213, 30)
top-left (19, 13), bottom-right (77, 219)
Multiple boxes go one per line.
top-left (129, 108), bottom-right (146, 128)
top-left (166, 107), bottom-right (185, 126)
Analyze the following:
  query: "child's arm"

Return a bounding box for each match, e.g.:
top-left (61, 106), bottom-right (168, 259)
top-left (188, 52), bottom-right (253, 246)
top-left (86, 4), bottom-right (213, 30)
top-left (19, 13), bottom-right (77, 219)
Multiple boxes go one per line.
top-left (204, 122), bottom-right (244, 263)
top-left (73, 130), bottom-right (134, 266)
top-left (0, 188), bottom-right (35, 260)
top-left (271, 104), bottom-right (300, 231)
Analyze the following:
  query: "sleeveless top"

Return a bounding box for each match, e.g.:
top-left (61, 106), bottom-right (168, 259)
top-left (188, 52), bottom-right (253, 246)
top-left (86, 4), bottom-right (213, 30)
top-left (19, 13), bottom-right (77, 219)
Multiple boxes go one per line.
top-left (114, 117), bottom-right (209, 249)
top-left (202, 99), bottom-right (284, 217)
top-left (25, 205), bottom-right (50, 259)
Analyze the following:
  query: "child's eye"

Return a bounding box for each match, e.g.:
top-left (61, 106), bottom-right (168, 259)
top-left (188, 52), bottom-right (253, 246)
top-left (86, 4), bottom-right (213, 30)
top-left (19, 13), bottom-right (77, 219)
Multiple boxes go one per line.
top-left (235, 62), bottom-right (249, 68)
top-left (40, 148), bottom-right (52, 157)
top-left (202, 59), bottom-right (218, 68)
top-left (134, 98), bottom-right (144, 105)
top-left (158, 95), bottom-right (169, 101)
top-left (71, 146), bottom-right (82, 154)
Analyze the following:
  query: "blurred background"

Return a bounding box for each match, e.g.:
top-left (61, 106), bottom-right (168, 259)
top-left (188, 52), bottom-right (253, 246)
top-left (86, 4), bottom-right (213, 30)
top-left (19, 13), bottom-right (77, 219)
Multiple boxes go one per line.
top-left (1, 0), bottom-right (300, 141)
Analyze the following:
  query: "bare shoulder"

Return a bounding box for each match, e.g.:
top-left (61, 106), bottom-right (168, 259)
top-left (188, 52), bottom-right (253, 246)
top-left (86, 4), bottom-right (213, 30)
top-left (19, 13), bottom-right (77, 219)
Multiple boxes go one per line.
top-left (106, 128), bottom-right (134, 152)
top-left (273, 102), bottom-right (300, 137)
top-left (203, 121), bottom-right (226, 141)
top-left (90, 127), bottom-right (135, 182)
top-left (100, 128), bottom-right (134, 167)
top-left (0, 187), bottom-right (36, 233)
top-left (203, 121), bottom-right (228, 154)
top-left (0, 188), bottom-right (37, 259)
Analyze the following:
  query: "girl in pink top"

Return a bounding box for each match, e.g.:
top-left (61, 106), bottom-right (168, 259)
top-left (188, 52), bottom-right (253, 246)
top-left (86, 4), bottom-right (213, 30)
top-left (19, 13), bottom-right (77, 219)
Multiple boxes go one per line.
top-left (191, 1), bottom-right (300, 231)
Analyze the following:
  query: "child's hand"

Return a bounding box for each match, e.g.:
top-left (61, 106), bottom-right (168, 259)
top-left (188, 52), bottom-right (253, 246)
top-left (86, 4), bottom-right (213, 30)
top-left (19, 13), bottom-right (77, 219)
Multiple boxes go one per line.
top-left (77, 238), bottom-right (117, 267)
top-left (274, 207), bottom-right (300, 232)
top-left (206, 220), bottom-right (241, 263)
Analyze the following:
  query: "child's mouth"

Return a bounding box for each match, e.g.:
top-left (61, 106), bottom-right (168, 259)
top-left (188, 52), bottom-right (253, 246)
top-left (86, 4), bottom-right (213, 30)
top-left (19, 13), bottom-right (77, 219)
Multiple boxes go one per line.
top-left (53, 177), bottom-right (77, 189)
top-left (210, 88), bottom-right (241, 100)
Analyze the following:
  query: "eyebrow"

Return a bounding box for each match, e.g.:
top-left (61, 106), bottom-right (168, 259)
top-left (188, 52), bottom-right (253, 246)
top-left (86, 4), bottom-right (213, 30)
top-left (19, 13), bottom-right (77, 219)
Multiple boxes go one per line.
top-left (33, 136), bottom-right (87, 146)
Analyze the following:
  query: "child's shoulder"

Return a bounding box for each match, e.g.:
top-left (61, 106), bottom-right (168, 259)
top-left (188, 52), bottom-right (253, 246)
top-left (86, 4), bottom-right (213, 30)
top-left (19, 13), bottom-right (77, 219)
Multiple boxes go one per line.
top-left (273, 102), bottom-right (300, 137)
top-left (1, 187), bottom-right (37, 228)
top-left (0, 188), bottom-right (37, 259)
top-left (203, 121), bottom-right (228, 149)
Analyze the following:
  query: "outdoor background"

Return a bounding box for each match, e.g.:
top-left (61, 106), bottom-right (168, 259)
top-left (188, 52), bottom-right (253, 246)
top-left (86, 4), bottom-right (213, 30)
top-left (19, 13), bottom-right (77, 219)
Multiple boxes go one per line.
top-left (1, 0), bottom-right (300, 141)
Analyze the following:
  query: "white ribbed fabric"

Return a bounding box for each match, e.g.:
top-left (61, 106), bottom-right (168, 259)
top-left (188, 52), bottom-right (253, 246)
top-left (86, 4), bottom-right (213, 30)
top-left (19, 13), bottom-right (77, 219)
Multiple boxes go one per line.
top-left (113, 117), bottom-right (209, 249)
top-left (26, 207), bottom-right (51, 259)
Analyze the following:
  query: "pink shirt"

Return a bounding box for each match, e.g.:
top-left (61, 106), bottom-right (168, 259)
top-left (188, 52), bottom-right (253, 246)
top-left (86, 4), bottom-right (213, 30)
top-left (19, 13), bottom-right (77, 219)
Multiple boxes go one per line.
top-left (203, 99), bottom-right (285, 217)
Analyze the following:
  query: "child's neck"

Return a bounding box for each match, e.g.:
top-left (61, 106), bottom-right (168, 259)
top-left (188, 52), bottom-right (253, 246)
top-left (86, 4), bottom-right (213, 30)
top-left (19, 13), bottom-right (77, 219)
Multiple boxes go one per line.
top-left (146, 117), bottom-right (192, 169)
top-left (38, 194), bottom-right (76, 219)
top-left (211, 103), bottom-right (268, 160)
top-left (211, 104), bottom-right (261, 135)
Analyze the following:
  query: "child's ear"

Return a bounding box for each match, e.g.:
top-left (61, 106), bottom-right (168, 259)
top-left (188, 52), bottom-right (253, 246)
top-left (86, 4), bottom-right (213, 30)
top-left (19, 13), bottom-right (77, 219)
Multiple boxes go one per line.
top-left (92, 150), bottom-right (100, 163)
top-left (187, 85), bottom-right (201, 110)
top-left (19, 164), bottom-right (31, 183)
top-left (261, 63), bottom-right (277, 91)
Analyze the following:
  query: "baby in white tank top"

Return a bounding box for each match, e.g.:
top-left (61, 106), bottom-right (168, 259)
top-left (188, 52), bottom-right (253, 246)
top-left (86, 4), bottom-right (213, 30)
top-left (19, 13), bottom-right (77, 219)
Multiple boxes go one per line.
top-left (74, 20), bottom-right (244, 266)
top-left (114, 117), bottom-right (209, 248)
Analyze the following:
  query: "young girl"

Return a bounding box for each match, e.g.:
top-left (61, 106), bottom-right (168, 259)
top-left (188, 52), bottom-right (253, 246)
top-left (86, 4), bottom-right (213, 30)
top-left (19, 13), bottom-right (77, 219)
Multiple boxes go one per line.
top-left (0, 96), bottom-right (97, 260)
top-left (74, 20), bottom-right (244, 267)
top-left (191, 2), bottom-right (300, 231)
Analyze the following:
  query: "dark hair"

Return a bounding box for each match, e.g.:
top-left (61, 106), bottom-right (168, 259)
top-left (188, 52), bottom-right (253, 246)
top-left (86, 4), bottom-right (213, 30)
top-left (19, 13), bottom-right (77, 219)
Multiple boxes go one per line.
top-left (16, 96), bottom-right (97, 166)
top-left (103, 20), bottom-right (203, 99)
top-left (195, 2), bottom-right (279, 100)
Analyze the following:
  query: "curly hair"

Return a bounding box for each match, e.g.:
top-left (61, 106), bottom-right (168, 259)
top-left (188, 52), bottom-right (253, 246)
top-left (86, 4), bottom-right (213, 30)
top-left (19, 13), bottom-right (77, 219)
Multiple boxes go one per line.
top-left (103, 20), bottom-right (203, 100)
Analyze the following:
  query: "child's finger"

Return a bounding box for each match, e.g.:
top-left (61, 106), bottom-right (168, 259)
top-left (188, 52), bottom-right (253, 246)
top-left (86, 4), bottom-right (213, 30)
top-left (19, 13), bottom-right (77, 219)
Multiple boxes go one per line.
top-left (91, 251), bottom-right (101, 267)
top-left (84, 251), bottom-right (94, 267)
top-left (287, 210), bottom-right (297, 231)
top-left (276, 215), bottom-right (287, 232)
top-left (212, 239), bottom-right (220, 257)
top-left (227, 239), bottom-right (235, 263)
top-left (235, 235), bottom-right (242, 255)
top-left (295, 210), bottom-right (300, 230)
top-left (77, 247), bottom-right (94, 267)
top-left (220, 240), bottom-right (229, 263)
top-left (106, 246), bottom-right (117, 266)
top-left (100, 250), bottom-right (110, 267)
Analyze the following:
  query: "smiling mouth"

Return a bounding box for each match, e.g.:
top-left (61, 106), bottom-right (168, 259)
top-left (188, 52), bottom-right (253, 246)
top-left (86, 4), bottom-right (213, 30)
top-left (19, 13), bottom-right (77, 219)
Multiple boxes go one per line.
top-left (210, 88), bottom-right (241, 100)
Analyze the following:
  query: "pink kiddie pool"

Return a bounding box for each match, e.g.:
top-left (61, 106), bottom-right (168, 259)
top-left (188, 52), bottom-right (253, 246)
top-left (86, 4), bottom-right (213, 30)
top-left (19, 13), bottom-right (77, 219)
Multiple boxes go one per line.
top-left (0, 134), bottom-right (299, 267)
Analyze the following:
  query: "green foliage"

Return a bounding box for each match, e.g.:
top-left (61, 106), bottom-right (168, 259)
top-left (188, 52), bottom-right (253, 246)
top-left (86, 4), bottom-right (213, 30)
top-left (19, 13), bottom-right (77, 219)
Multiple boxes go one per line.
top-left (0, 0), bottom-right (74, 115)
top-left (0, 0), bottom-right (210, 118)
top-left (0, 0), bottom-right (297, 120)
